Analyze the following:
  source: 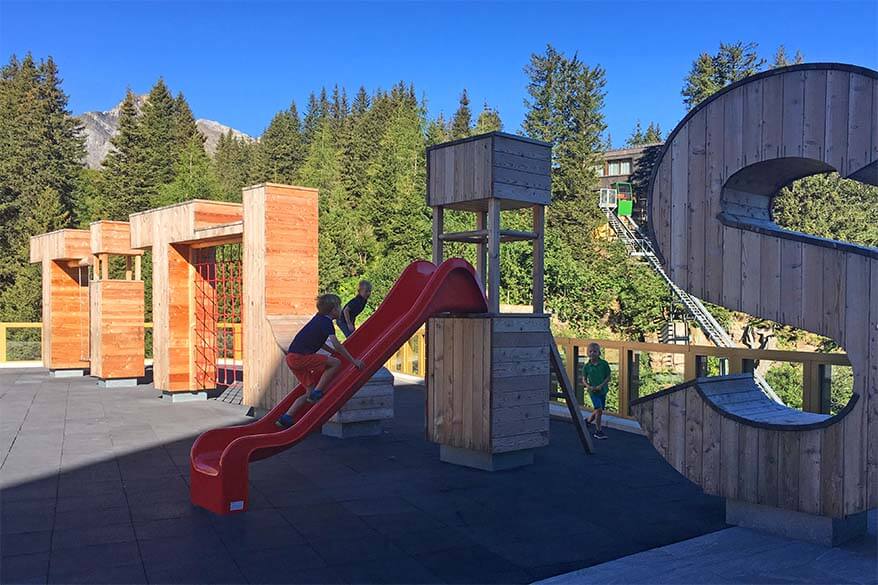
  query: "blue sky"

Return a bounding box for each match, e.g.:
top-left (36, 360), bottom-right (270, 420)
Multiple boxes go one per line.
top-left (1, 1), bottom-right (875, 146)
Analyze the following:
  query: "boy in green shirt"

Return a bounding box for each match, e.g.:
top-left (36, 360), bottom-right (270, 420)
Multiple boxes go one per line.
top-left (582, 342), bottom-right (611, 440)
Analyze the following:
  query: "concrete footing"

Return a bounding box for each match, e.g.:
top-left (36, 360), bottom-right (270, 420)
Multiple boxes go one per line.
top-left (162, 391), bottom-right (207, 403)
top-left (726, 499), bottom-right (867, 546)
top-left (98, 378), bottom-right (139, 388)
top-left (50, 369), bottom-right (86, 378)
top-left (440, 445), bottom-right (534, 471)
top-left (322, 420), bottom-right (383, 438)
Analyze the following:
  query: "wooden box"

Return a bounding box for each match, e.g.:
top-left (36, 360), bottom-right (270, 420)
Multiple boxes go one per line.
top-left (427, 314), bottom-right (550, 454)
top-left (29, 229), bottom-right (90, 263)
top-left (89, 280), bottom-right (145, 379)
top-left (426, 132), bottom-right (552, 211)
top-left (90, 221), bottom-right (142, 256)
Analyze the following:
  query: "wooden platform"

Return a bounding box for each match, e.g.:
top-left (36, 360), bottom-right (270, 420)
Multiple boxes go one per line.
top-left (427, 314), bottom-right (550, 455)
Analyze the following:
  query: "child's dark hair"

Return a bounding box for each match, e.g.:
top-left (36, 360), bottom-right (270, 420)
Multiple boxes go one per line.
top-left (316, 294), bottom-right (341, 314)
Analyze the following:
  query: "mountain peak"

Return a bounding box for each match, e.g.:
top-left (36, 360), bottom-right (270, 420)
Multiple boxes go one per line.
top-left (77, 95), bottom-right (251, 169)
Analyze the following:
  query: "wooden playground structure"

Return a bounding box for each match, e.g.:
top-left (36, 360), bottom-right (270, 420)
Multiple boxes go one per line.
top-left (26, 63), bottom-right (876, 541)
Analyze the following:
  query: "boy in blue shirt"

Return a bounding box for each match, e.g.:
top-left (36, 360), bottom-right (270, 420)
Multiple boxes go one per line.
top-left (277, 294), bottom-right (364, 428)
top-left (337, 280), bottom-right (372, 337)
top-left (583, 342), bottom-right (611, 440)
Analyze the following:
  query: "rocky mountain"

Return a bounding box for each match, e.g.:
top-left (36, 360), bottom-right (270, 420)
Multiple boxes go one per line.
top-left (77, 95), bottom-right (251, 169)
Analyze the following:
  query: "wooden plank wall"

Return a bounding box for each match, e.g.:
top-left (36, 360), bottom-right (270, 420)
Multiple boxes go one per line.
top-left (427, 136), bottom-right (493, 208)
top-left (243, 184), bottom-right (319, 411)
top-left (90, 221), bottom-right (142, 256)
top-left (89, 280), bottom-right (144, 379)
top-left (427, 133), bottom-right (551, 210)
top-left (646, 64), bottom-right (878, 517)
top-left (42, 260), bottom-right (89, 370)
top-left (427, 315), bottom-right (550, 455)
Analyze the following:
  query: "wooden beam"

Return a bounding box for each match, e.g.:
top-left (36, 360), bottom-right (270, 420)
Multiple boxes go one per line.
top-left (134, 255), bottom-right (141, 281)
top-left (432, 206), bottom-right (444, 265)
top-left (476, 211), bottom-right (487, 287)
top-left (532, 205), bottom-right (545, 314)
top-left (487, 198), bottom-right (500, 312)
top-left (100, 254), bottom-right (109, 280)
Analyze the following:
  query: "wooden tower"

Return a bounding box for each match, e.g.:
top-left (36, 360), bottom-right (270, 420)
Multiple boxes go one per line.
top-left (29, 229), bottom-right (91, 375)
top-left (88, 221), bottom-right (145, 386)
top-left (426, 132), bottom-right (553, 470)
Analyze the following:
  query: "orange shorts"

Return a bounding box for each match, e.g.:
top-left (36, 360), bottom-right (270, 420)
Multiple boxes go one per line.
top-left (284, 352), bottom-right (329, 388)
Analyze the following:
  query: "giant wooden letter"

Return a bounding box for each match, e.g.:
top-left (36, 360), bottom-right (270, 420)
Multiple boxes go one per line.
top-left (633, 64), bottom-right (878, 522)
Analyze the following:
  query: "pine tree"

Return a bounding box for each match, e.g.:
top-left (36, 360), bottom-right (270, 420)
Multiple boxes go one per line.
top-left (626, 120), bottom-right (663, 146)
top-left (523, 44), bottom-right (607, 257)
top-left (683, 42), bottom-right (766, 109)
top-left (156, 134), bottom-right (222, 206)
top-left (100, 89), bottom-right (151, 218)
top-left (474, 102), bottom-right (502, 134)
top-left (425, 113), bottom-right (449, 146)
top-left (214, 130), bottom-right (254, 202)
top-left (0, 54), bottom-right (84, 320)
top-left (773, 45), bottom-right (804, 68)
top-left (450, 89), bottom-right (472, 139)
top-left (139, 78), bottom-right (179, 195)
top-left (256, 101), bottom-right (304, 184)
top-left (172, 92), bottom-right (203, 149)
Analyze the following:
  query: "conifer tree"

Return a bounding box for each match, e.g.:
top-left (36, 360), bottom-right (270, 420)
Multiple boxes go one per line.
top-left (139, 78), bottom-right (179, 194)
top-left (450, 89), bottom-right (472, 139)
top-left (523, 44), bottom-right (607, 256)
top-left (0, 54), bottom-right (84, 320)
top-left (425, 113), bottom-right (449, 146)
top-left (682, 42), bottom-right (765, 109)
top-left (773, 45), bottom-right (804, 68)
top-left (214, 130), bottom-right (254, 201)
top-left (172, 92), bottom-right (203, 149)
top-left (256, 101), bottom-right (304, 184)
top-left (100, 89), bottom-right (151, 218)
top-left (626, 120), bottom-right (663, 146)
top-left (156, 134), bottom-right (222, 206)
top-left (474, 102), bottom-right (502, 134)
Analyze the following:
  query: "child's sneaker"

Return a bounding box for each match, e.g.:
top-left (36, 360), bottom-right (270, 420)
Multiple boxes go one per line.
top-left (308, 388), bottom-right (324, 402)
top-left (276, 414), bottom-right (293, 428)
top-left (593, 430), bottom-right (608, 440)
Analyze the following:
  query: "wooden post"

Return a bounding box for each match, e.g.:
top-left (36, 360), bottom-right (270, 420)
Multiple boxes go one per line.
top-left (532, 205), bottom-right (545, 314)
top-left (684, 350), bottom-right (697, 380)
top-left (487, 198), bottom-right (500, 313)
top-left (125, 256), bottom-right (133, 281)
top-left (93, 255), bottom-right (100, 280)
top-left (618, 346), bottom-right (630, 417)
top-left (818, 363), bottom-right (832, 414)
top-left (432, 206), bottom-right (444, 266)
top-left (134, 255), bottom-right (142, 281)
top-left (476, 211), bottom-right (487, 287)
top-left (100, 253), bottom-right (109, 280)
top-left (728, 355), bottom-right (743, 374)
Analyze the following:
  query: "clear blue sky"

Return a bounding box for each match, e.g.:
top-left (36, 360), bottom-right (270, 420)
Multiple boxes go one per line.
top-left (2, 1), bottom-right (876, 145)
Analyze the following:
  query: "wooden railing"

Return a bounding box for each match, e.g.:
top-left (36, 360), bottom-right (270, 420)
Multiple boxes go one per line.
top-left (0, 322), bottom-right (243, 364)
top-left (384, 327), bottom-right (427, 377)
top-left (383, 329), bottom-right (850, 417)
top-left (6, 322), bottom-right (847, 417)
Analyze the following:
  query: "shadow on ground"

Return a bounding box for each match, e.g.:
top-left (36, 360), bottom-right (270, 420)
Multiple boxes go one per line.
top-left (1, 368), bottom-right (724, 584)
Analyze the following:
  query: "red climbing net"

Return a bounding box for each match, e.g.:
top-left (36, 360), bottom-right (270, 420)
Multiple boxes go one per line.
top-left (193, 244), bottom-right (243, 390)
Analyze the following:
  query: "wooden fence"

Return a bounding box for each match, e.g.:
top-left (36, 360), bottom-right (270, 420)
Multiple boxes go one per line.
top-left (3, 322), bottom-right (848, 417)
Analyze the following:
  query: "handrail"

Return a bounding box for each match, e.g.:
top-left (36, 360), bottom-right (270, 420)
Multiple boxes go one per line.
top-left (382, 328), bottom-right (849, 419)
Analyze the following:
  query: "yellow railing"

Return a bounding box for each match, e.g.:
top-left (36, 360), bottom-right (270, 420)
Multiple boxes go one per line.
top-left (0, 323), bottom-right (42, 363)
top-left (385, 327), bottom-right (427, 377)
top-left (1, 322), bottom-right (242, 363)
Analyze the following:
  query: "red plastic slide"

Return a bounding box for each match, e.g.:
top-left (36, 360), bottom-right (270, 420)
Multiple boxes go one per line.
top-left (190, 258), bottom-right (488, 514)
